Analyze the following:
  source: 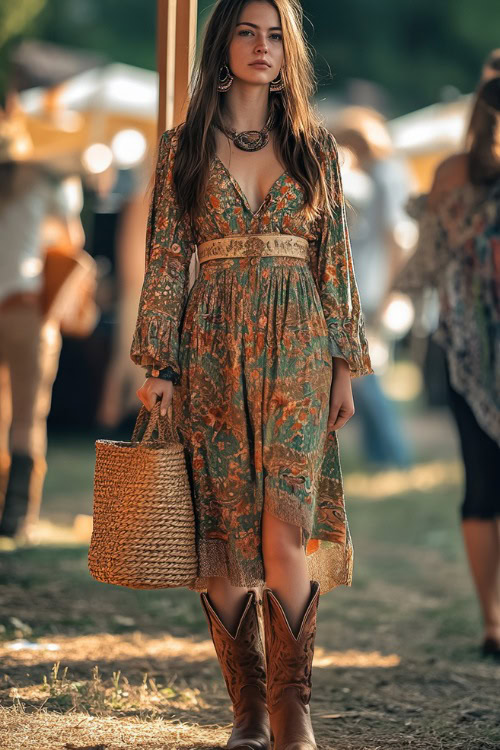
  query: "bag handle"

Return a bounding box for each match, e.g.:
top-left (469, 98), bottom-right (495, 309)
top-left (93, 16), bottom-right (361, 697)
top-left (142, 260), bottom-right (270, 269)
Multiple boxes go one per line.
top-left (131, 399), bottom-right (176, 443)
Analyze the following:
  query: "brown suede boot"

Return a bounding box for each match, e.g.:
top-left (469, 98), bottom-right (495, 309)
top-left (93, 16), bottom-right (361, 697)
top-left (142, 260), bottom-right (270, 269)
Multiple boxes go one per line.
top-left (201, 589), bottom-right (271, 750)
top-left (0, 453), bottom-right (46, 539)
top-left (262, 580), bottom-right (320, 750)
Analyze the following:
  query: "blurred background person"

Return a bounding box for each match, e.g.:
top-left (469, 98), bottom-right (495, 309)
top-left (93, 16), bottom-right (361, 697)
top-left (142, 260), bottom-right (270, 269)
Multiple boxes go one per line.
top-left (93, 152), bottom-right (198, 435)
top-left (95, 148), bottom-right (200, 436)
top-left (330, 107), bottom-right (415, 469)
top-left (0, 99), bottom-right (86, 545)
top-left (93, 164), bottom-right (150, 434)
top-left (395, 53), bottom-right (500, 658)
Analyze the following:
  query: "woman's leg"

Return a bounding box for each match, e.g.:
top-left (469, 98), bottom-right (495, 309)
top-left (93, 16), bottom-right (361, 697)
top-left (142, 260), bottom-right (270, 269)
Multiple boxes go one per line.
top-left (261, 509), bottom-right (311, 635)
top-left (462, 519), bottom-right (500, 642)
top-left (206, 577), bottom-right (250, 634)
top-left (0, 307), bottom-right (61, 538)
top-left (446, 367), bottom-right (500, 646)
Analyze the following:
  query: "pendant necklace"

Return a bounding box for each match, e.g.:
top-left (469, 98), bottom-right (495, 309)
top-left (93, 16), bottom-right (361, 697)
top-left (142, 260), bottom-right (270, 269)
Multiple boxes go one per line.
top-left (215, 111), bottom-right (275, 152)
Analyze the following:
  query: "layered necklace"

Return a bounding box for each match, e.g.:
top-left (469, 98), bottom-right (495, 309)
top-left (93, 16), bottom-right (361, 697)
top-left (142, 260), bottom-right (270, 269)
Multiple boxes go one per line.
top-left (215, 110), bottom-right (275, 152)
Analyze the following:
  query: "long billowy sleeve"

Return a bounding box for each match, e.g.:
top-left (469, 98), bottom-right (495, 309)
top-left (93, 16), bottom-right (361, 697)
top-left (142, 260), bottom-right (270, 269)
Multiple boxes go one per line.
top-left (130, 128), bottom-right (197, 383)
top-left (393, 193), bottom-right (445, 294)
top-left (313, 131), bottom-right (373, 378)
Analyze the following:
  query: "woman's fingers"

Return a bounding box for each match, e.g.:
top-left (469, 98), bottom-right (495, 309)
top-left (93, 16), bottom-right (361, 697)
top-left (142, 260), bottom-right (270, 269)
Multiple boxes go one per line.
top-left (149, 380), bottom-right (173, 415)
top-left (136, 379), bottom-right (168, 412)
top-left (327, 401), bottom-right (341, 430)
top-left (328, 367), bottom-right (355, 431)
top-left (331, 406), bottom-right (354, 430)
top-left (160, 391), bottom-right (167, 416)
top-left (151, 391), bottom-right (161, 411)
top-left (328, 400), bottom-right (355, 431)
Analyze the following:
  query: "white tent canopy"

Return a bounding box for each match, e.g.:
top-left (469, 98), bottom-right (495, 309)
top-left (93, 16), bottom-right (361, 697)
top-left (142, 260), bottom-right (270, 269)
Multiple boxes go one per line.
top-left (388, 94), bottom-right (472, 155)
top-left (20, 63), bottom-right (159, 121)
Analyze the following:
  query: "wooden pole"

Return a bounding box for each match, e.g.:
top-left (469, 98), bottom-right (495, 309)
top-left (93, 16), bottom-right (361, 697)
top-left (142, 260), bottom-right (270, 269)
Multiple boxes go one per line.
top-left (174, 0), bottom-right (198, 125)
top-left (156, 0), bottom-right (198, 138)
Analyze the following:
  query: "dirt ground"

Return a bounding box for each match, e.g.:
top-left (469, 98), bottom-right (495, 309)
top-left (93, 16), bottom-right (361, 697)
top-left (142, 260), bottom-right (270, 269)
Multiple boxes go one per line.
top-left (1, 411), bottom-right (499, 749)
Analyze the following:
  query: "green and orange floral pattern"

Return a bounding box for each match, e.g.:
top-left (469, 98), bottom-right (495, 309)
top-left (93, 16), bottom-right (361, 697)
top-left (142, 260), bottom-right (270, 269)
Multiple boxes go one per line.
top-left (131, 125), bottom-right (372, 594)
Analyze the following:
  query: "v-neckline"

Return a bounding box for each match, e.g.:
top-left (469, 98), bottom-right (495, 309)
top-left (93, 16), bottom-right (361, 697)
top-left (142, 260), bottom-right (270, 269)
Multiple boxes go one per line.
top-left (213, 153), bottom-right (288, 217)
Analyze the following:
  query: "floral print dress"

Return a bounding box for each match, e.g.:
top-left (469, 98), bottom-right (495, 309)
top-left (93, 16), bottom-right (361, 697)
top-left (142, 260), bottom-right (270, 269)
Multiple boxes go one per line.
top-left (131, 125), bottom-right (372, 594)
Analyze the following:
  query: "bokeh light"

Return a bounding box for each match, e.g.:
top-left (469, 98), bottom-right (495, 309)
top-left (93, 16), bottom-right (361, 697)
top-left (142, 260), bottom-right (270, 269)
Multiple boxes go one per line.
top-left (81, 143), bottom-right (113, 174)
top-left (111, 128), bottom-right (147, 168)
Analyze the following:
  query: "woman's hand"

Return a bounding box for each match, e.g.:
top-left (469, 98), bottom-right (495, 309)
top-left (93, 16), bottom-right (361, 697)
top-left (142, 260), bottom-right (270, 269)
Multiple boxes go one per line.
top-left (327, 357), bottom-right (355, 430)
top-left (136, 377), bottom-right (174, 416)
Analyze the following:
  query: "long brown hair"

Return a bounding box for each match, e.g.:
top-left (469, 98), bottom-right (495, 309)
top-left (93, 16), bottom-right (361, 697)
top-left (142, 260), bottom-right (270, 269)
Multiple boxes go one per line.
top-left (173, 0), bottom-right (335, 223)
top-left (465, 49), bottom-right (500, 185)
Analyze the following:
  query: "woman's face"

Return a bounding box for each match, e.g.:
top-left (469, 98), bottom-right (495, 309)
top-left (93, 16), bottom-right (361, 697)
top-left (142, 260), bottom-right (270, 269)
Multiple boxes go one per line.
top-left (227, 1), bottom-right (284, 87)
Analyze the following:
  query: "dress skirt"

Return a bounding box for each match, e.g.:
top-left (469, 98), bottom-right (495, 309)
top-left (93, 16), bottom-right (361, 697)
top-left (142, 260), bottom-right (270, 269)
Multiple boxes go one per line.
top-left (130, 125), bottom-right (373, 596)
top-left (172, 254), bottom-right (353, 595)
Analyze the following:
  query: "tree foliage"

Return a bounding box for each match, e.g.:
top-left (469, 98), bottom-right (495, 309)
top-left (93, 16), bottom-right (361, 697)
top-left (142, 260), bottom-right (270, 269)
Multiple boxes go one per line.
top-left (0, 0), bottom-right (46, 47)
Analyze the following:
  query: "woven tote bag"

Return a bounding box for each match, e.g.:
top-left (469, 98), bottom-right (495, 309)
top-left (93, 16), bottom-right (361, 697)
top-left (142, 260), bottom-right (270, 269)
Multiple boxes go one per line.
top-left (88, 400), bottom-right (198, 588)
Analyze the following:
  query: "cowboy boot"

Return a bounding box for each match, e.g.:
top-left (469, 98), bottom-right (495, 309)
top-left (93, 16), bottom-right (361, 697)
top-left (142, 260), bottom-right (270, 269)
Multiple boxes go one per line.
top-left (0, 453), bottom-right (45, 539)
top-left (201, 589), bottom-right (271, 750)
top-left (262, 580), bottom-right (320, 750)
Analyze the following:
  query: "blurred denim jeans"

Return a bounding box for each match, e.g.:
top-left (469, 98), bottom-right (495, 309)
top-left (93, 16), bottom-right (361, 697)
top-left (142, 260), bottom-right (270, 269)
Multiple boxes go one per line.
top-left (352, 373), bottom-right (413, 469)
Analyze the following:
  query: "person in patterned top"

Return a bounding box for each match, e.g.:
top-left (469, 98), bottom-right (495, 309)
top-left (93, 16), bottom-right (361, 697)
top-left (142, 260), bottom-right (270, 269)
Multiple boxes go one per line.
top-left (395, 52), bottom-right (500, 661)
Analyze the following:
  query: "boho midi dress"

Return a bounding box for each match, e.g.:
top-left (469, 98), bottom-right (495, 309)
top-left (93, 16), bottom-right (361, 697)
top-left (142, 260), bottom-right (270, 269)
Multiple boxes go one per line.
top-left (131, 125), bottom-right (373, 594)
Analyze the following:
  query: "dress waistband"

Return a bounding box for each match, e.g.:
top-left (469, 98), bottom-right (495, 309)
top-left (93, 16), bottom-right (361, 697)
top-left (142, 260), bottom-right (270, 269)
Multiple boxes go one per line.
top-left (197, 234), bottom-right (309, 263)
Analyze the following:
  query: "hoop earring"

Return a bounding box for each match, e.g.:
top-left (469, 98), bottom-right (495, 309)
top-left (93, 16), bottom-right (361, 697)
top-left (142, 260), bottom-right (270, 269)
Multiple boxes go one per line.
top-left (269, 70), bottom-right (284, 92)
top-left (217, 63), bottom-right (233, 92)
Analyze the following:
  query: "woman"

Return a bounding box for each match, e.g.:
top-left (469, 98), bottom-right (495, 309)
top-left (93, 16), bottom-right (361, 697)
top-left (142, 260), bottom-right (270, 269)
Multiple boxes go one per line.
top-left (395, 52), bottom-right (500, 659)
top-left (132, 1), bottom-right (372, 747)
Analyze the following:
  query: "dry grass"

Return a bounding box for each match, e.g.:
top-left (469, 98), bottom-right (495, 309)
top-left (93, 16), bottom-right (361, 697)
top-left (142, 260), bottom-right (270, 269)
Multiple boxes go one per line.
top-left (1, 435), bottom-right (500, 749)
top-left (0, 705), bottom-right (230, 750)
top-left (1, 621), bottom-right (499, 749)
